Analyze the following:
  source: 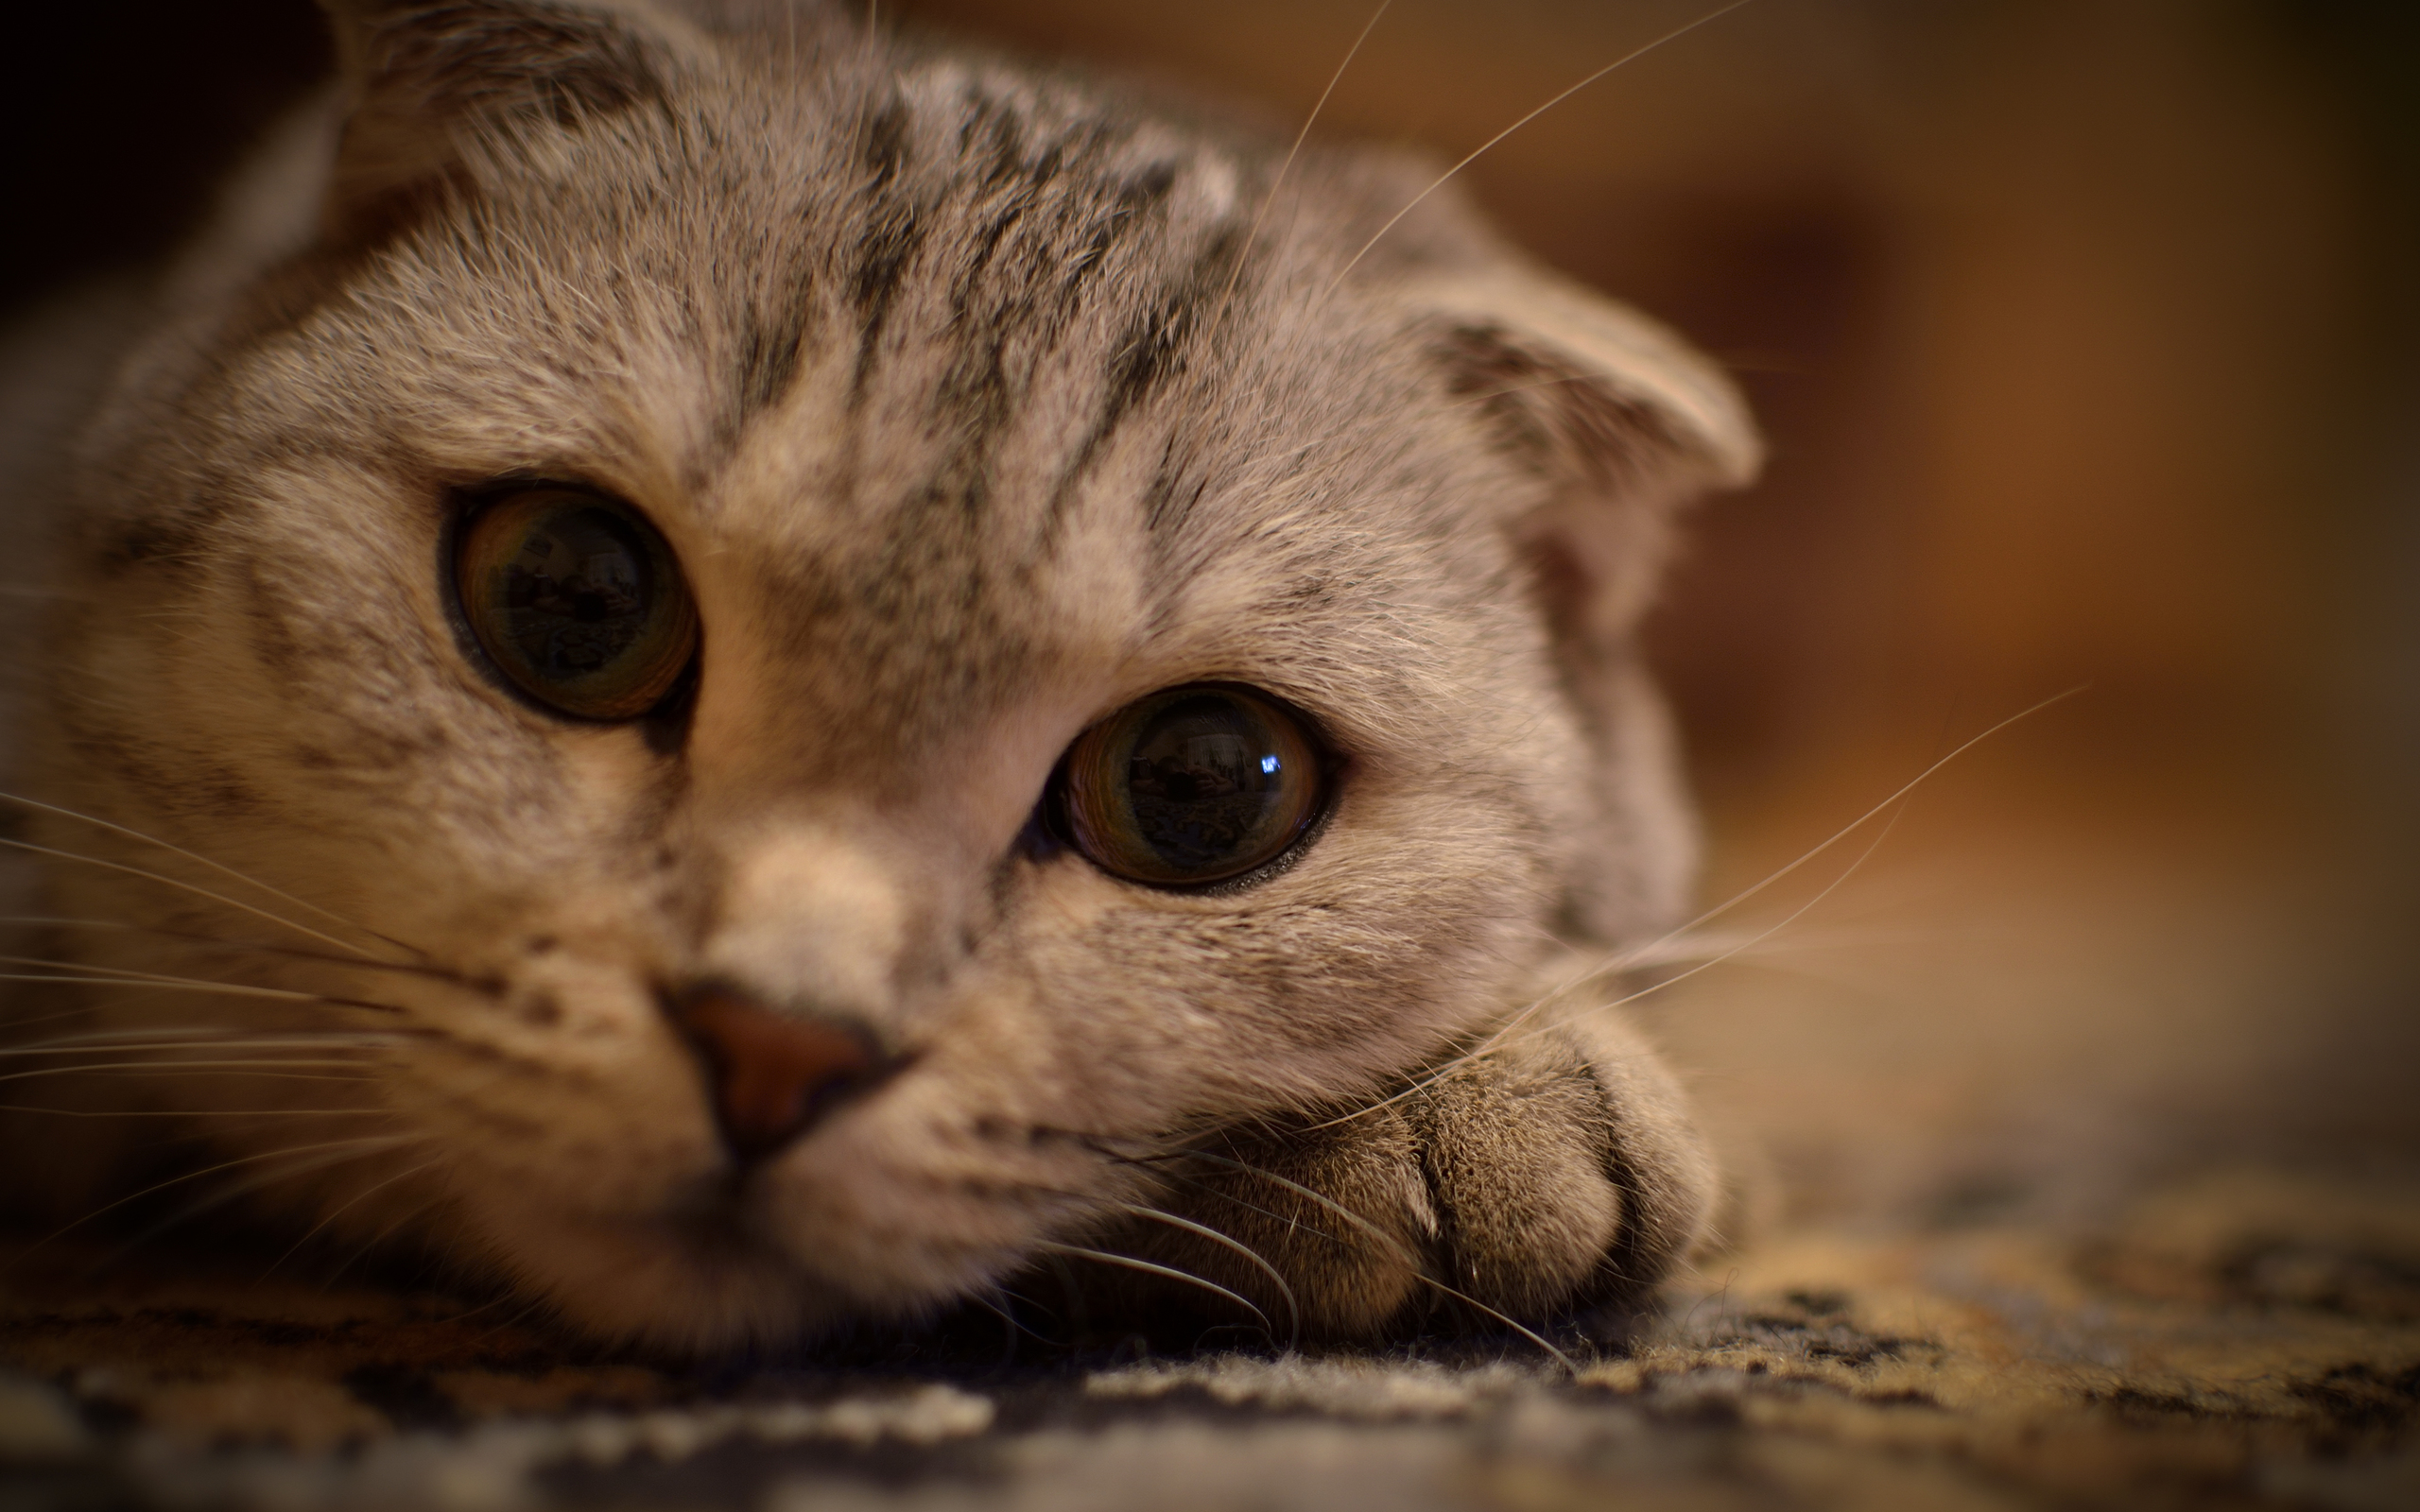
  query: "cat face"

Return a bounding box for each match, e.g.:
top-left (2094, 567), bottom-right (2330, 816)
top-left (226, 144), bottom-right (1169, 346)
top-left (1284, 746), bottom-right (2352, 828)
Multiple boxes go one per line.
top-left (31, 0), bottom-right (1753, 1349)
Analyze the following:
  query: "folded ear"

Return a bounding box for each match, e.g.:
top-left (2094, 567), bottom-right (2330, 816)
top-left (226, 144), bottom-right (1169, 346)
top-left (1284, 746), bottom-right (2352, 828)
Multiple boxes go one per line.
top-left (318, 0), bottom-right (692, 241)
top-left (1405, 265), bottom-right (1761, 941)
top-left (1408, 264), bottom-right (1758, 634)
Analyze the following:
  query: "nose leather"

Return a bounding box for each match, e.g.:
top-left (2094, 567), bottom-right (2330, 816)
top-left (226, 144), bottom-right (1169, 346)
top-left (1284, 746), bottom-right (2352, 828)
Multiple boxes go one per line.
top-left (675, 988), bottom-right (883, 1160)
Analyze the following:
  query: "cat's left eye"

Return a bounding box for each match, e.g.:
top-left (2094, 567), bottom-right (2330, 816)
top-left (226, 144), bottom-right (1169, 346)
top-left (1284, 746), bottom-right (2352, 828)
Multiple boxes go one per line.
top-left (454, 489), bottom-right (700, 721)
top-left (1050, 685), bottom-right (1326, 887)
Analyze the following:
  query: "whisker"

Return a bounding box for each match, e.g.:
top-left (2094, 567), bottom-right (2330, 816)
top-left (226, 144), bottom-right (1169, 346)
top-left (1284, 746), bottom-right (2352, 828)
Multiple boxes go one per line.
top-left (1134, 1159), bottom-right (1350, 1251)
top-left (324, 1193), bottom-right (452, 1290)
top-left (0, 919), bottom-right (475, 985)
top-left (95, 1137), bottom-right (427, 1273)
top-left (0, 971), bottom-right (348, 1001)
top-left (0, 837), bottom-right (386, 963)
top-left (461, 1294), bottom-right (558, 1351)
top-left (968, 1288), bottom-right (1068, 1349)
top-left (195, 944), bottom-right (470, 985)
top-left (1603, 932), bottom-right (1753, 969)
top-left (1134, 1148), bottom-right (1580, 1368)
top-left (1, 1023), bottom-right (406, 1048)
top-left (0, 952), bottom-right (296, 988)
top-left (964, 1288), bottom-right (1020, 1358)
top-left (16, 1133), bottom-right (424, 1263)
top-left (0, 1030), bottom-right (391, 1055)
top-left (1604, 924), bottom-right (2002, 970)
top-left (0, 1060), bottom-right (382, 1086)
top-left (1323, 0), bottom-right (1758, 295)
top-left (0, 1024), bottom-right (404, 1050)
top-left (1030, 1241), bottom-right (1272, 1337)
top-left (0, 961), bottom-right (406, 1014)
top-left (263, 1159), bottom-right (444, 1280)
top-left (1304, 690), bottom-right (2088, 1132)
top-left (1115, 1201), bottom-right (1302, 1350)
top-left (1306, 781), bottom-right (1912, 1133)
top-left (1636, 688), bottom-right (2087, 946)
top-left (1215, 0), bottom-right (1392, 317)
top-left (1409, 1274), bottom-right (1578, 1376)
top-left (0, 1105), bottom-right (391, 1117)
top-left (1154, 1146), bottom-right (1422, 1276)
top-left (0, 792), bottom-right (418, 960)
top-left (0, 1007), bottom-right (97, 1034)
top-left (0, 1034), bottom-right (398, 1056)
top-left (992, 1282), bottom-right (1060, 1322)
top-left (1120, 1148), bottom-right (1573, 1366)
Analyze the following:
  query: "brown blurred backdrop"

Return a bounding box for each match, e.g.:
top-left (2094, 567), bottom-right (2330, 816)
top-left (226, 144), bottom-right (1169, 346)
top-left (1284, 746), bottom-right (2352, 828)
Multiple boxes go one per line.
top-left (8, 0), bottom-right (2415, 1226)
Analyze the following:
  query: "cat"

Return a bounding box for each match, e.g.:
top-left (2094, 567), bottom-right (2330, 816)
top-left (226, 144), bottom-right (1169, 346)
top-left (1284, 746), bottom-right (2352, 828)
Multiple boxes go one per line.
top-left (0, 0), bottom-right (1757, 1353)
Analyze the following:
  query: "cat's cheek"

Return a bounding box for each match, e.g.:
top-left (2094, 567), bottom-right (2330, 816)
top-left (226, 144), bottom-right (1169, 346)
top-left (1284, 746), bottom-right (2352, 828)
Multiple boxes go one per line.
top-left (366, 962), bottom-right (735, 1303)
top-left (401, 1041), bottom-right (720, 1225)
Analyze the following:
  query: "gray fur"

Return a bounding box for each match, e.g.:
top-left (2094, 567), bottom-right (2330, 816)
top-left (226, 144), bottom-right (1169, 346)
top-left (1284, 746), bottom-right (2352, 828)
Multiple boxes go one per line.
top-left (0, 0), bottom-right (1755, 1350)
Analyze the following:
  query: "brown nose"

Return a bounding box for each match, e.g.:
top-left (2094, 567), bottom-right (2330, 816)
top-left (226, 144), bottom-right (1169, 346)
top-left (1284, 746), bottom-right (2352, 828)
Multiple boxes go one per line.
top-left (674, 988), bottom-right (887, 1161)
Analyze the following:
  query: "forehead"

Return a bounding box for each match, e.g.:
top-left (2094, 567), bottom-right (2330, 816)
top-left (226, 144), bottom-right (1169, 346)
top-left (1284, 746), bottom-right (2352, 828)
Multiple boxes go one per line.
top-left (281, 50), bottom-right (1491, 738)
top-left (358, 50), bottom-right (1268, 461)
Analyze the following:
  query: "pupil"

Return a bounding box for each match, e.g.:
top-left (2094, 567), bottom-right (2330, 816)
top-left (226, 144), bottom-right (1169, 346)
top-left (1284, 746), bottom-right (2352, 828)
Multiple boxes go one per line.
top-left (1122, 695), bottom-right (1294, 872)
top-left (493, 506), bottom-right (653, 680)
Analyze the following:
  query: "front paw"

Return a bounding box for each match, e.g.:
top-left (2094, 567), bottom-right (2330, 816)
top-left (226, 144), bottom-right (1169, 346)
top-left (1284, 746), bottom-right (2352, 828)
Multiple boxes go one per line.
top-left (1107, 1015), bottom-right (1721, 1341)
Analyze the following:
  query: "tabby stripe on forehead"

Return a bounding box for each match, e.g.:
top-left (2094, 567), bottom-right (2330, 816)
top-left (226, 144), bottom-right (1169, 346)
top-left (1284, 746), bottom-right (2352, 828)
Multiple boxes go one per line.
top-left (1044, 224), bottom-right (1247, 539)
top-left (735, 274), bottom-right (818, 424)
top-left (848, 97), bottom-right (925, 403)
top-left (1141, 447), bottom-right (1209, 543)
top-left (860, 94), bottom-right (914, 188)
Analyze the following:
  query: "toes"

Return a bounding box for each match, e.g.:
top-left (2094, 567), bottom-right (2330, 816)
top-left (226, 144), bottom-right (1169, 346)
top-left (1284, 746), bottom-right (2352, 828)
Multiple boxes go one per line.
top-left (1408, 1034), bottom-right (1626, 1316)
top-left (1566, 1011), bottom-right (1721, 1296)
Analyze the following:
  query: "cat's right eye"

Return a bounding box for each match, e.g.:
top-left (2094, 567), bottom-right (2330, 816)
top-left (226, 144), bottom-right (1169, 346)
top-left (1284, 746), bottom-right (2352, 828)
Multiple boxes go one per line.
top-left (454, 489), bottom-right (700, 721)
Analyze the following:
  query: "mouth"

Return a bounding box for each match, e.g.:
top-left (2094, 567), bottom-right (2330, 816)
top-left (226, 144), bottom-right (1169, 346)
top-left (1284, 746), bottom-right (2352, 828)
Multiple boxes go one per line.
top-left (427, 1053), bottom-right (1136, 1352)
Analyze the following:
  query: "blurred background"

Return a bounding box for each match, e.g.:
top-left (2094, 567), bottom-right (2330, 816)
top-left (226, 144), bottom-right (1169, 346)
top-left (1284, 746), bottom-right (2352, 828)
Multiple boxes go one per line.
top-left (8, 0), bottom-right (2415, 1231)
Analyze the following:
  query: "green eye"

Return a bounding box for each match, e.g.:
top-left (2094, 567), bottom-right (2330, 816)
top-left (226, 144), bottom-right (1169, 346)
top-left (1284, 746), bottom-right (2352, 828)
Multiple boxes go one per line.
top-left (1055, 686), bottom-right (1325, 886)
top-left (455, 490), bottom-right (700, 720)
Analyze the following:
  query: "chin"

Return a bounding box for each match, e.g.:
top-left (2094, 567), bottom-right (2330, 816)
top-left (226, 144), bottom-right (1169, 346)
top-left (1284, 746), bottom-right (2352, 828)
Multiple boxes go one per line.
top-left (443, 1177), bottom-right (1031, 1355)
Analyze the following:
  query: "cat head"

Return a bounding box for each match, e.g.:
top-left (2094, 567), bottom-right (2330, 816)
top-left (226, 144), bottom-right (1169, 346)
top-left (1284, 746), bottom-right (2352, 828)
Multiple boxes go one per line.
top-left (37, 0), bottom-right (1754, 1348)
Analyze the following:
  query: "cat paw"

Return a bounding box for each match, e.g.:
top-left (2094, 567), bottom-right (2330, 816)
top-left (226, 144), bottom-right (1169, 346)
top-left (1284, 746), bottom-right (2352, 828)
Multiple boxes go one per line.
top-left (1103, 1015), bottom-right (1722, 1341)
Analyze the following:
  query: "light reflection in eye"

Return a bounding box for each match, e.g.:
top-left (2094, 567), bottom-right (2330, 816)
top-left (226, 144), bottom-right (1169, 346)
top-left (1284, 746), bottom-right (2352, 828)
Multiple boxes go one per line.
top-left (1260, 755), bottom-right (1280, 775)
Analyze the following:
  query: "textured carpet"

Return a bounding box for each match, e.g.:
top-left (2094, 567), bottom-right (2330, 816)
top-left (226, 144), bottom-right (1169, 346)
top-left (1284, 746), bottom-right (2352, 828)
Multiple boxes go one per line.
top-left (4, 1166), bottom-right (2417, 1512)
